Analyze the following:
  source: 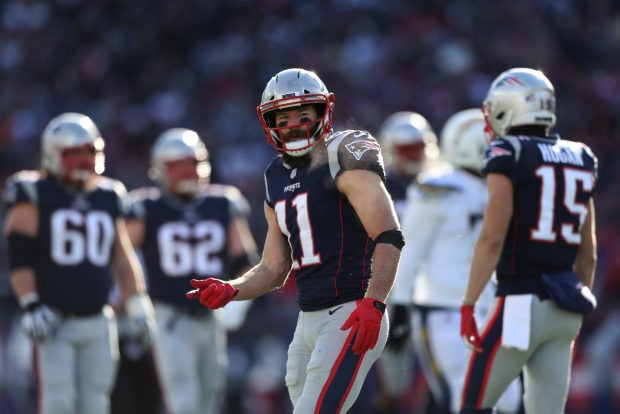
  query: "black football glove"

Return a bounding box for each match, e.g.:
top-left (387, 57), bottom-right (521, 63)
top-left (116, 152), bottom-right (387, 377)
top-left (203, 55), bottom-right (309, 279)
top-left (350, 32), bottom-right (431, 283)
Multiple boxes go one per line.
top-left (385, 304), bottom-right (411, 352)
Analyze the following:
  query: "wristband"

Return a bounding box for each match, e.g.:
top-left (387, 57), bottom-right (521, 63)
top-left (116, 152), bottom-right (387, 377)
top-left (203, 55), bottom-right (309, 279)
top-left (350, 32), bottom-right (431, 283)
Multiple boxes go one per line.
top-left (19, 292), bottom-right (40, 309)
top-left (371, 299), bottom-right (386, 313)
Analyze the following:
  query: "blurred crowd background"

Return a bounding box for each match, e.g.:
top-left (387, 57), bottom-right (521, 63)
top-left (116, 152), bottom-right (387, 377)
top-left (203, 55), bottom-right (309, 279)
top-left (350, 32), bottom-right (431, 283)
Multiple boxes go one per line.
top-left (0, 0), bottom-right (619, 413)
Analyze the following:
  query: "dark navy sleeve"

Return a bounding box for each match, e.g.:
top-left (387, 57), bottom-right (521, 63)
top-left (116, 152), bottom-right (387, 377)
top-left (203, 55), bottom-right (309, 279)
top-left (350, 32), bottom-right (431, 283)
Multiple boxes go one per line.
top-left (482, 138), bottom-right (518, 180)
top-left (206, 183), bottom-right (251, 218)
top-left (125, 187), bottom-right (160, 220)
top-left (582, 143), bottom-right (599, 181)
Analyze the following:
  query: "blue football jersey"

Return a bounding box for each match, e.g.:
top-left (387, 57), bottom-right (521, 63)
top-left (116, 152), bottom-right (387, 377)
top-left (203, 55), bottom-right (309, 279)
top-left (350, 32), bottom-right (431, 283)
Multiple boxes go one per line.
top-left (264, 130), bottom-right (386, 311)
top-left (127, 184), bottom-right (249, 309)
top-left (3, 171), bottom-right (126, 315)
top-left (483, 135), bottom-right (598, 277)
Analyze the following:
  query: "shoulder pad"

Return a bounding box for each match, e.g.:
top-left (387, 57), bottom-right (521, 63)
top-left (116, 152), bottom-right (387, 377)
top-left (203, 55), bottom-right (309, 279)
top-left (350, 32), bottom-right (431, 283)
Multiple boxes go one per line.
top-left (3, 170), bottom-right (41, 205)
top-left (125, 187), bottom-right (161, 220)
top-left (417, 167), bottom-right (463, 193)
top-left (95, 176), bottom-right (128, 197)
top-left (326, 130), bottom-right (385, 180)
top-left (206, 183), bottom-right (249, 211)
top-left (485, 138), bottom-right (517, 164)
top-left (9, 170), bottom-right (41, 183)
top-left (329, 130), bottom-right (381, 159)
top-left (127, 186), bottom-right (161, 203)
top-left (205, 183), bottom-right (241, 199)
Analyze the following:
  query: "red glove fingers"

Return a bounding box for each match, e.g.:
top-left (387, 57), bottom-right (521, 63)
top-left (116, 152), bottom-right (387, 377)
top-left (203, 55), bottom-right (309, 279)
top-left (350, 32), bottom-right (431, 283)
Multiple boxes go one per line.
top-left (460, 304), bottom-right (483, 353)
top-left (341, 298), bottom-right (386, 355)
top-left (186, 278), bottom-right (239, 309)
top-left (185, 278), bottom-right (215, 299)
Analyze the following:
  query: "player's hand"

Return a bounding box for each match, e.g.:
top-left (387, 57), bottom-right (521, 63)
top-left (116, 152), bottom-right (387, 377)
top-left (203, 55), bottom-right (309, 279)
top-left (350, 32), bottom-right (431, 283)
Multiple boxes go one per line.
top-left (186, 278), bottom-right (239, 309)
top-left (460, 304), bottom-right (483, 353)
top-left (341, 298), bottom-right (386, 355)
top-left (20, 294), bottom-right (61, 344)
top-left (385, 304), bottom-right (411, 352)
top-left (126, 292), bottom-right (157, 348)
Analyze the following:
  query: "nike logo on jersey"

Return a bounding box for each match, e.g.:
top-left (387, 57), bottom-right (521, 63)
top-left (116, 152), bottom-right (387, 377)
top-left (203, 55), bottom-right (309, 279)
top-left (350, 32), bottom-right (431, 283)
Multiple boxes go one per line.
top-left (328, 305), bottom-right (344, 315)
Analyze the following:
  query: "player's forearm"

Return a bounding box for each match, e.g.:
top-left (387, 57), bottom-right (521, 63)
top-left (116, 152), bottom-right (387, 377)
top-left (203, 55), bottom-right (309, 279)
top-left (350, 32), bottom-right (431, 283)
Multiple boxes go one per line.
top-left (231, 261), bottom-right (290, 301)
top-left (573, 200), bottom-right (597, 288)
top-left (10, 268), bottom-right (37, 301)
top-left (113, 249), bottom-right (147, 300)
top-left (365, 243), bottom-right (401, 302)
top-left (463, 235), bottom-right (502, 304)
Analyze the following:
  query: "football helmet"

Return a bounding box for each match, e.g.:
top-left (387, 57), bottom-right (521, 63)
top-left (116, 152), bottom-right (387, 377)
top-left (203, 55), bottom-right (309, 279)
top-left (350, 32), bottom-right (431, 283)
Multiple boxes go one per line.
top-left (257, 68), bottom-right (335, 157)
top-left (483, 67), bottom-right (556, 141)
top-left (440, 108), bottom-right (487, 172)
top-left (378, 111), bottom-right (439, 177)
top-left (41, 112), bottom-right (105, 181)
top-left (149, 128), bottom-right (211, 194)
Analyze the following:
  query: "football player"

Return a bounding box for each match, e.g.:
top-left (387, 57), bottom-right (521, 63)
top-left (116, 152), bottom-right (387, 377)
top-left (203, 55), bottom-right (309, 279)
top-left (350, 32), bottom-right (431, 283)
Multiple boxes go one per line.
top-left (3, 112), bottom-right (155, 414)
top-left (125, 128), bottom-right (259, 414)
top-left (391, 108), bottom-right (522, 413)
top-left (187, 67), bottom-right (403, 413)
top-left (460, 68), bottom-right (598, 414)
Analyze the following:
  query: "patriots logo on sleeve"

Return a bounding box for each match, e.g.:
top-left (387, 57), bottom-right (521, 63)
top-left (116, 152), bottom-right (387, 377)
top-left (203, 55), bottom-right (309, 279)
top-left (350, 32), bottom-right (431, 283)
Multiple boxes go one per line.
top-left (486, 144), bottom-right (512, 160)
top-left (345, 139), bottom-right (380, 161)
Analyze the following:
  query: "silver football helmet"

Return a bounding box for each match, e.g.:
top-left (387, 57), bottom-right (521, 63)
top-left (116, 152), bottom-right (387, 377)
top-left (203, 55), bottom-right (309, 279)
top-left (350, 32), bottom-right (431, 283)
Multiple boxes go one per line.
top-left (483, 67), bottom-right (556, 141)
top-left (257, 68), bottom-right (335, 157)
top-left (41, 112), bottom-right (105, 180)
top-left (440, 108), bottom-right (487, 172)
top-left (149, 128), bottom-right (211, 194)
top-left (378, 111), bottom-right (439, 176)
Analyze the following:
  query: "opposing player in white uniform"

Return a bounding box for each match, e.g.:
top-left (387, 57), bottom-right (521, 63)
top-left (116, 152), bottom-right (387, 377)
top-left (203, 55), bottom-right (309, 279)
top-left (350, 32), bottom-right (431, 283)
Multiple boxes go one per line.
top-left (126, 128), bottom-right (258, 414)
top-left (374, 111), bottom-right (439, 413)
top-left (3, 112), bottom-right (155, 414)
top-left (390, 109), bottom-right (522, 413)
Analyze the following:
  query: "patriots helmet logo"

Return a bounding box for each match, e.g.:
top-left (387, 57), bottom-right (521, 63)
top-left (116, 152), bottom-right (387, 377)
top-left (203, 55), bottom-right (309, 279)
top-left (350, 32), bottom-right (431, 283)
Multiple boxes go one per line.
top-left (496, 76), bottom-right (527, 88)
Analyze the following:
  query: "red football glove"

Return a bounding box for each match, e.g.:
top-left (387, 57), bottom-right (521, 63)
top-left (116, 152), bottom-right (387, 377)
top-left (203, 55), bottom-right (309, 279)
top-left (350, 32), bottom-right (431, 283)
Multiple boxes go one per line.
top-left (341, 298), bottom-right (386, 355)
top-left (460, 304), bottom-right (483, 353)
top-left (186, 278), bottom-right (239, 309)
